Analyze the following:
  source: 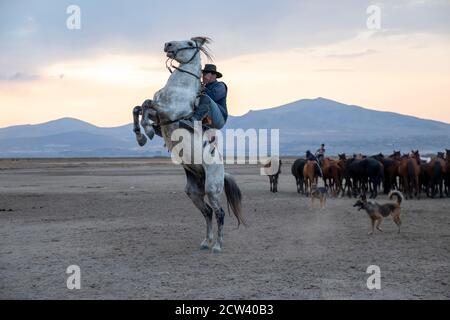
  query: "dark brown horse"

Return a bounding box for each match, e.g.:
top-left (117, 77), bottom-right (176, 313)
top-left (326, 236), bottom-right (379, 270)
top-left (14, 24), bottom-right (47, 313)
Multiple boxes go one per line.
top-left (372, 153), bottom-right (400, 194)
top-left (423, 153), bottom-right (447, 198)
top-left (263, 158), bottom-right (282, 193)
top-left (398, 150), bottom-right (421, 199)
top-left (338, 153), bottom-right (352, 197)
top-left (291, 158), bottom-right (306, 194)
top-left (445, 149), bottom-right (450, 197)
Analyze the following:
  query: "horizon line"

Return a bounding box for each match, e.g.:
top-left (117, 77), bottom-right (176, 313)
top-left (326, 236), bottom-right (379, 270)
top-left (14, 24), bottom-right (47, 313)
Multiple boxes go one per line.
top-left (2, 96), bottom-right (450, 129)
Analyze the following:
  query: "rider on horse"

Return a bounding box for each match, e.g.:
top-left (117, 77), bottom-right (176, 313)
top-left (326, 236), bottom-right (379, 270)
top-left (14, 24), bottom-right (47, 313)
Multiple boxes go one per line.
top-left (179, 64), bottom-right (228, 131)
top-left (148, 64), bottom-right (228, 136)
top-left (315, 144), bottom-right (326, 164)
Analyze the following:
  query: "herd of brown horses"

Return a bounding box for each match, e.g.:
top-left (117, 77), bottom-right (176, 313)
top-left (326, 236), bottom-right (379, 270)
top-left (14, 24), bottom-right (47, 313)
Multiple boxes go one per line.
top-left (266, 149), bottom-right (450, 200)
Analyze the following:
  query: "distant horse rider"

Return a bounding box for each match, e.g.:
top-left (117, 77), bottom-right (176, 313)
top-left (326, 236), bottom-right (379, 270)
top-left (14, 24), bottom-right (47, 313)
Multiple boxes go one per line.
top-left (306, 149), bottom-right (324, 178)
top-left (315, 144), bottom-right (325, 164)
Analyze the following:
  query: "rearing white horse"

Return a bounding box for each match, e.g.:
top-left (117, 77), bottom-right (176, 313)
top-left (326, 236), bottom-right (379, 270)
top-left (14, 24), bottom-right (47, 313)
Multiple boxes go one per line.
top-left (132, 36), bottom-right (245, 253)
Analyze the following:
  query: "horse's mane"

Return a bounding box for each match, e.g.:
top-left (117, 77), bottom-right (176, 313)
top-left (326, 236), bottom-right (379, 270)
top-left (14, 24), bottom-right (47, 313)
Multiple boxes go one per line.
top-left (191, 36), bottom-right (214, 61)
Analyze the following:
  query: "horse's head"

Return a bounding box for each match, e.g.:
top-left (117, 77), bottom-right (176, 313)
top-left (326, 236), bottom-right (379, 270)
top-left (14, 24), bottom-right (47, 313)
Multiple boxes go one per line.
top-left (446, 149), bottom-right (450, 159)
top-left (164, 36), bottom-right (211, 64)
top-left (389, 150), bottom-right (401, 160)
top-left (410, 150), bottom-right (421, 164)
top-left (437, 152), bottom-right (445, 159)
top-left (338, 153), bottom-right (346, 160)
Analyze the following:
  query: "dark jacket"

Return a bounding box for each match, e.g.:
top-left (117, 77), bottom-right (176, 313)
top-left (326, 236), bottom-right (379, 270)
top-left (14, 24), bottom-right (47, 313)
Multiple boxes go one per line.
top-left (204, 80), bottom-right (228, 121)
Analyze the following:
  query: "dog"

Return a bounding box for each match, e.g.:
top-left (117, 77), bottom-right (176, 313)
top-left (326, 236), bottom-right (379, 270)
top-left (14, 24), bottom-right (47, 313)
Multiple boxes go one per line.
top-left (310, 184), bottom-right (328, 209)
top-left (353, 190), bottom-right (403, 234)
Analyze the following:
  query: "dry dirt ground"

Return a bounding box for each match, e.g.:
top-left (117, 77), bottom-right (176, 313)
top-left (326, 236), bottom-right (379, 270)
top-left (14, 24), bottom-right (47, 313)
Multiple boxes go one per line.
top-left (0, 158), bottom-right (449, 299)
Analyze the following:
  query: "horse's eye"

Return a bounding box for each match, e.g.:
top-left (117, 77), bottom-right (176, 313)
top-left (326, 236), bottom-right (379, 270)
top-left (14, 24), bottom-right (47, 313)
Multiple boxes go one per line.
top-left (188, 42), bottom-right (194, 46)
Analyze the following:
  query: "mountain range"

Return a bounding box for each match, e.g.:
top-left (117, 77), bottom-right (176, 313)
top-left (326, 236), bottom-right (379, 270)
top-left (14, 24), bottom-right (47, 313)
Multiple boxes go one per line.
top-left (1, 97), bottom-right (449, 157)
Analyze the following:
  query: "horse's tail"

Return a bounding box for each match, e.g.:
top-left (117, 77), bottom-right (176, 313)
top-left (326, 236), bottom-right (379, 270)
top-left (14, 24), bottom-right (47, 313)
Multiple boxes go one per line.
top-left (389, 190), bottom-right (403, 205)
top-left (224, 173), bottom-right (246, 227)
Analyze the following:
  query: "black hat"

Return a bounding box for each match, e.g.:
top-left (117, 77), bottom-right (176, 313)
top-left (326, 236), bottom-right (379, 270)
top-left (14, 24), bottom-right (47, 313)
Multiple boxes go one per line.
top-left (202, 64), bottom-right (223, 78)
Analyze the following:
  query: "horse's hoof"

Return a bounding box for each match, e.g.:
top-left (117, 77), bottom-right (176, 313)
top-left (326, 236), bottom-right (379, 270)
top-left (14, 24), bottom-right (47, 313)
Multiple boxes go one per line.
top-left (135, 133), bottom-right (147, 146)
top-left (143, 127), bottom-right (155, 140)
top-left (212, 243), bottom-right (222, 253)
top-left (200, 239), bottom-right (211, 250)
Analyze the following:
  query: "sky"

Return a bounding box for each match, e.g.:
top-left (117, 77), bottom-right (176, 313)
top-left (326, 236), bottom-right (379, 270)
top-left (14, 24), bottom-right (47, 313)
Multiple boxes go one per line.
top-left (1, 0), bottom-right (450, 127)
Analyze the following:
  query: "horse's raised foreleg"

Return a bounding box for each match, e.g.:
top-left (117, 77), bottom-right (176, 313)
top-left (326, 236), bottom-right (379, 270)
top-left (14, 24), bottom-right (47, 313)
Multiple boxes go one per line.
top-left (132, 106), bottom-right (147, 146)
top-left (141, 99), bottom-right (156, 140)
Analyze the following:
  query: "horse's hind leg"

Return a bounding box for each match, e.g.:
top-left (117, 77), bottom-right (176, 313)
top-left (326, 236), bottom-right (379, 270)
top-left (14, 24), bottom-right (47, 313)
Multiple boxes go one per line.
top-left (184, 169), bottom-right (214, 250)
top-left (205, 164), bottom-right (226, 253)
top-left (207, 192), bottom-right (225, 253)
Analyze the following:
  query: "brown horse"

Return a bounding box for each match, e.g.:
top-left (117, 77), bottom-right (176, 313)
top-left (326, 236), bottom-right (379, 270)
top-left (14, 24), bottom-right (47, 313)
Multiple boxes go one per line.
top-left (398, 150), bottom-right (421, 199)
top-left (423, 153), bottom-right (447, 198)
top-left (338, 153), bottom-right (351, 197)
top-left (303, 160), bottom-right (321, 196)
top-left (320, 158), bottom-right (342, 196)
top-left (372, 153), bottom-right (400, 194)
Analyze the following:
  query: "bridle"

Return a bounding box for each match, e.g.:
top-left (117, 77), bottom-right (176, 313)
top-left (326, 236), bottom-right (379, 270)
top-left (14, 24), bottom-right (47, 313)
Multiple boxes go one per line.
top-left (156, 42), bottom-right (204, 126)
top-left (165, 42), bottom-right (202, 80)
top-left (151, 42), bottom-right (216, 152)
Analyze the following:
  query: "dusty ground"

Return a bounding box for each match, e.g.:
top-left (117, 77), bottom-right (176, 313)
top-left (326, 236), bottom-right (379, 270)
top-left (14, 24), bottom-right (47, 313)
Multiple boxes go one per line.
top-left (0, 158), bottom-right (449, 299)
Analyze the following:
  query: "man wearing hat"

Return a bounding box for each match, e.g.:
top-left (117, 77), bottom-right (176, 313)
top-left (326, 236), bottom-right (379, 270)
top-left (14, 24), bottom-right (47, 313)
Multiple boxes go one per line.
top-left (179, 64), bottom-right (228, 130)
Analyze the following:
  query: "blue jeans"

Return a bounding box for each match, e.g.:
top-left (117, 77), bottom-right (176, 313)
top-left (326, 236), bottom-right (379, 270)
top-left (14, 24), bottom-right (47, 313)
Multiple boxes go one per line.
top-left (206, 96), bottom-right (226, 129)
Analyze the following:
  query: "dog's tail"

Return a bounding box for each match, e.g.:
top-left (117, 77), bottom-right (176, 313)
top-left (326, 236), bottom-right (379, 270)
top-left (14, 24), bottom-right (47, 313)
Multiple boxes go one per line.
top-left (388, 190), bottom-right (403, 205)
top-left (224, 173), bottom-right (246, 227)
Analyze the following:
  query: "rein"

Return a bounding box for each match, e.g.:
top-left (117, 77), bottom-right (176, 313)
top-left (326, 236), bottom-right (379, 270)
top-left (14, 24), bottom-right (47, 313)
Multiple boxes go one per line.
top-left (165, 43), bottom-right (202, 80)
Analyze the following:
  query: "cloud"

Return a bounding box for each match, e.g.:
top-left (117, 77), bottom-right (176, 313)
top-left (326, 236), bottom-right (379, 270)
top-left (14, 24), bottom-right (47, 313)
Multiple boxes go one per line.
top-left (2, 72), bottom-right (40, 81)
top-left (314, 68), bottom-right (355, 73)
top-left (326, 49), bottom-right (378, 59)
top-left (1, 0), bottom-right (449, 77)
